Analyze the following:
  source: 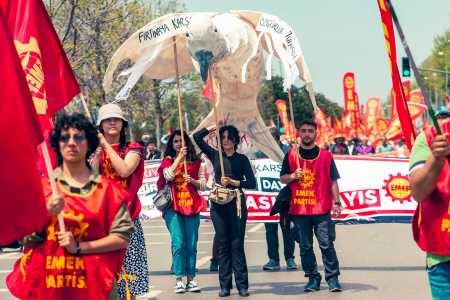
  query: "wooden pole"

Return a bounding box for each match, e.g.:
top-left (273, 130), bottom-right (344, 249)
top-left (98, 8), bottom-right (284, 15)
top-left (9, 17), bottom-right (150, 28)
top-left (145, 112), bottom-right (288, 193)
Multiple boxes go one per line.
top-left (288, 89), bottom-right (300, 168)
top-left (79, 93), bottom-right (93, 123)
top-left (209, 66), bottom-right (225, 178)
top-left (173, 36), bottom-right (188, 174)
top-left (41, 142), bottom-right (65, 232)
top-left (219, 84), bottom-right (225, 123)
top-left (234, 82), bottom-right (238, 126)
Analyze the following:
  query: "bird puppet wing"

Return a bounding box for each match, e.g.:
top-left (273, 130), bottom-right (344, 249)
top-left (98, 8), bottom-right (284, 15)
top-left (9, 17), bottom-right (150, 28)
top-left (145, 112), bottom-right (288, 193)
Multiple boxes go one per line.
top-left (103, 12), bottom-right (217, 101)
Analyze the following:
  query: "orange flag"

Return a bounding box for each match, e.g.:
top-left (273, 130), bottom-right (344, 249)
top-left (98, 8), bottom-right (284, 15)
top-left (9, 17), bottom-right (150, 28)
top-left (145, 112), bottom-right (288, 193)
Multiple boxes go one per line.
top-left (270, 118), bottom-right (275, 127)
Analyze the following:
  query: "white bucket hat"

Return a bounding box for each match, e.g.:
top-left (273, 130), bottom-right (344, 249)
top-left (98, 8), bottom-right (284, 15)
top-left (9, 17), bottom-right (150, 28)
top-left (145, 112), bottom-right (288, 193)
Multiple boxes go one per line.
top-left (96, 104), bottom-right (128, 126)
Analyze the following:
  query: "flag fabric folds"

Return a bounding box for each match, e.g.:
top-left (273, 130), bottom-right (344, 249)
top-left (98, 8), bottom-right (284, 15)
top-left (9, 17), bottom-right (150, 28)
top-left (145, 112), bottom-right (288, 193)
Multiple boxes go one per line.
top-left (1, 0), bottom-right (81, 175)
top-left (0, 9), bottom-right (48, 246)
top-left (377, 0), bottom-right (416, 149)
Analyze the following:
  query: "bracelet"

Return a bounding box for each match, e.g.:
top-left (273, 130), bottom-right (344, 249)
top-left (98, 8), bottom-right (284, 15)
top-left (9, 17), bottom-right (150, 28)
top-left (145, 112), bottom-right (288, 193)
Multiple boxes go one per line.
top-left (75, 242), bottom-right (81, 256)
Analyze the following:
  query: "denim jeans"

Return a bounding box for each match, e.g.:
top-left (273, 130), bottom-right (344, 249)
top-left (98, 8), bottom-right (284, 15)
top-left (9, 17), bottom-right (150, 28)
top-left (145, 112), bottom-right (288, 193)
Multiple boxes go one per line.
top-left (428, 261), bottom-right (450, 300)
top-left (164, 208), bottom-right (200, 278)
top-left (265, 222), bottom-right (295, 262)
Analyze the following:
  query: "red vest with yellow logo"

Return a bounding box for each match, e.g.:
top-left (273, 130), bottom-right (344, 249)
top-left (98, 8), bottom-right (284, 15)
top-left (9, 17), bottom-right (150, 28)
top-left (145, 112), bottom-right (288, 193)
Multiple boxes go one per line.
top-left (99, 142), bottom-right (144, 220)
top-left (157, 157), bottom-right (204, 216)
top-left (7, 176), bottom-right (129, 300)
top-left (288, 148), bottom-right (333, 215)
top-left (412, 122), bottom-right (450, 256)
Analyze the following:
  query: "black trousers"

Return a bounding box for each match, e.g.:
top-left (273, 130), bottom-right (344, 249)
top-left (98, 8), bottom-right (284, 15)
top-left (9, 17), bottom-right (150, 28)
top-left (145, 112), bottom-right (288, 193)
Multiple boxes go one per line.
top-left (210, 195), bottom-right (248, 290)
top-left (265, 222), bottom-right (295, 262)
top-left (292, 212), bottom-right (340, 280)
top-left (211, 234), bottom-right (219, 263)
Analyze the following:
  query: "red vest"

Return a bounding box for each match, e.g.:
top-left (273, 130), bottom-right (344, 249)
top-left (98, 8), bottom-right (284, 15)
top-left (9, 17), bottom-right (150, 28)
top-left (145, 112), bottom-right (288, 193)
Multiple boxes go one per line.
top-left (157, 157), bottom-right (204, 216)
top-left (7, 176), bottom-right (130, 300)
top-left (99, 142), bottom-right (144, 220)
top-left (412, 122), bottom-right (450, 256)
top-left (288, 148), bottom-right (334, 215)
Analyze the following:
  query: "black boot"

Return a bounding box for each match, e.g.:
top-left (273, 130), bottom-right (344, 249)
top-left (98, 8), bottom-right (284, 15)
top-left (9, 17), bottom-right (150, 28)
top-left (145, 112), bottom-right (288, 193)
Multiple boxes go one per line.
top-left (304, 274), bottom-right (322, 292)
top-left (219, 289), bottom-right (230, 297)
top-left (327, 276), bottom-right (342, 292)
top-left (239, 289), bottom-right (250, 297)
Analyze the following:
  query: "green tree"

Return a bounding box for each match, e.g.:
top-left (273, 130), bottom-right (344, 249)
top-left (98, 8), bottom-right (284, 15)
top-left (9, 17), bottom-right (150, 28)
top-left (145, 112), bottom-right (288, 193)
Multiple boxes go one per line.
top-left (257, 75), bottom-right (344, 127)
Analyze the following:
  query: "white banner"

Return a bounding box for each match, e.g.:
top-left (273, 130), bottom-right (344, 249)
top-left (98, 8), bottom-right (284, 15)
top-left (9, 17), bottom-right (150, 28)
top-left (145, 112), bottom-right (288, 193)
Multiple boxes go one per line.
top-left (138, 156), bottom-right (416, 223)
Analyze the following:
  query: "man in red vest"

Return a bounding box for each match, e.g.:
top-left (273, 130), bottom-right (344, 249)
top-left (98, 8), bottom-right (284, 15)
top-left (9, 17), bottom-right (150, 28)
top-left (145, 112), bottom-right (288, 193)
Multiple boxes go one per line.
top-left (410, 118), bottom-right (450, 299)
top-left (280, 119), bottom-right (342, 292)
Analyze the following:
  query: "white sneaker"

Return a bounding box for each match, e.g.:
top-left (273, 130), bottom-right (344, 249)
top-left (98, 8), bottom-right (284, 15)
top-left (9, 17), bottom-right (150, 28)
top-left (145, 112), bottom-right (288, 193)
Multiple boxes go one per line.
top-left (175, 281), bottom-right (186, 293)
top-left (186, 280), bottom-right (201, 292)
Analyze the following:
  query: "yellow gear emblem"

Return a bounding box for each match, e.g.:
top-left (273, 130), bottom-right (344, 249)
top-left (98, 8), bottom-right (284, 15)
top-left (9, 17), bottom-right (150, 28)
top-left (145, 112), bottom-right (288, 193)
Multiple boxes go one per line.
top-left (344, 76), bottom-right (354, 89)
top-left (47, 210), bottom-right (89, 244)
top-left (299, 169), bottom-right (315, 188)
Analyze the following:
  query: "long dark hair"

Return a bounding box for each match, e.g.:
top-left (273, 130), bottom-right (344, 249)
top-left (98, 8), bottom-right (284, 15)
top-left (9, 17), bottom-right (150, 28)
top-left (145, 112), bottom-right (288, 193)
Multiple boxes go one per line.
top-left (163, 130), bottom-right (199, 164)
top-left (219, 125), bottom-right (240, 151)
top-left (50, 113), bottom-right (99, 167)
top-left (98, 119), bottom-right (129, 155)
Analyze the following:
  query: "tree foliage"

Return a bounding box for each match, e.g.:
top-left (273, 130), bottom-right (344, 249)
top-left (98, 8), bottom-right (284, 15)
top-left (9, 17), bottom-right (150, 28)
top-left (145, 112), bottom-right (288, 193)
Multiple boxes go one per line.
top-left (257, 75), bottom-right (344, 127)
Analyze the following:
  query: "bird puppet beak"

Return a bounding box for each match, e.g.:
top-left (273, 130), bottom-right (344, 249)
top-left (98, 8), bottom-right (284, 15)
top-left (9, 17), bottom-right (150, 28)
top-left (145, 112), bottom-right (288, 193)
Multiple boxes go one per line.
top-left (195, 50), bottom-right (214, 82)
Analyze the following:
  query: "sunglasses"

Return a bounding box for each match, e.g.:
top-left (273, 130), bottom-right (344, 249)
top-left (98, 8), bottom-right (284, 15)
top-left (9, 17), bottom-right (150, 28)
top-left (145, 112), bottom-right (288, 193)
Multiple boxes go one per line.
top-left (60, 134), bottom-right (85, 144)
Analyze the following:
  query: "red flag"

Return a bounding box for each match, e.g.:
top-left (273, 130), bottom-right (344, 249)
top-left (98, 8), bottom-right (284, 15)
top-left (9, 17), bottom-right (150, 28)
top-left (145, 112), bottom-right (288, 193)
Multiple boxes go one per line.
top-left (270, 118), bottom-right (275, 127)
top-left (343, 73), bottom-right (358, 134)
top-left (385, 103), bottom-right (426, 141)
top-left (276, 100), bottom-right (289, 134)
top-left (202, 78), bottom-right (218, 101)
top-left (364, 98), bottom-right (381, 136)
top-left (423, 118), bottom-right (429, 129)
top-left (0, 9), bottom-right (48, 245)
top-left (410, 89), bottom-right (424, 105)
top-left (170, 124), bottom-right (174, 134)
top-left (1, 0), bottom-right (81, 175)
top-left (377, 0), bottom-right (416, 149)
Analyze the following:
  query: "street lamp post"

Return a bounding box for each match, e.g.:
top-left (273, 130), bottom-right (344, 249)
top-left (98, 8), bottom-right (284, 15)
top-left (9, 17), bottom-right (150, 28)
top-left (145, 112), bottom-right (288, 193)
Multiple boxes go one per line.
top-left (439, 52), bottom-right (448, 86)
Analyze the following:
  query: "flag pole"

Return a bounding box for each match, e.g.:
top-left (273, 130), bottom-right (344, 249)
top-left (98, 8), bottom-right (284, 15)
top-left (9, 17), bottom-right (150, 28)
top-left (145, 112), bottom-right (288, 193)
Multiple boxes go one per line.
top-left (173, 36), bottom-right (188, 174)
top-left (386, 0), bottom-right (449, 162)
top-left (235, 83), bottom-right (238, 126)
top-left (288, 89), bottom-right (300, 168)
top-left (41, 142), bottom-right (65, 232)
top-left (209, 66), bottom-right (225, 178)
top-left (79, 93), bottom-right (93, 123)
top-left (219, 84), bottom-right (225, 122)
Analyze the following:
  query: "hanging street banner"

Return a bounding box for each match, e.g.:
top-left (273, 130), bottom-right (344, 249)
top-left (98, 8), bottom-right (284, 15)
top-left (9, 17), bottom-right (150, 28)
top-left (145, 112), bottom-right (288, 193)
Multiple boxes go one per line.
top-left (343, 72), bottom-right (358, 135)
top-left (138, 156), bottom-right (416, 223)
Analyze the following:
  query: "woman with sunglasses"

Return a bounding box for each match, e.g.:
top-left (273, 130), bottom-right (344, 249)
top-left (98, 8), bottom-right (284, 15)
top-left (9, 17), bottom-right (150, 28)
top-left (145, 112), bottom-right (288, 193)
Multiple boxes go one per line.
top-left (7, 113), bottom-right (134, 300)
top-left (156, 130), bottom-right (207, 293)
top-left (91, 104), bottom-right (148, 300)
top-left (193, 124), bottom-right (256, 297)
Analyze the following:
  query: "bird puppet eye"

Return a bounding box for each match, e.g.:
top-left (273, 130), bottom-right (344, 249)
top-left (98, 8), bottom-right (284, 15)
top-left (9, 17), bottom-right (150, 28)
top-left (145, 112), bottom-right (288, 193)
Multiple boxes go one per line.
top-left (186, 32), bottom-right (189, 37)
top-left (214, 28), bottom-right (217, 33)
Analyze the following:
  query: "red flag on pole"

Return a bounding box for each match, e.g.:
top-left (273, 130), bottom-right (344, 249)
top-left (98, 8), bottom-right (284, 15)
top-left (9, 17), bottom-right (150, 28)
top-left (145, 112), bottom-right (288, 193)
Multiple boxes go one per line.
top-left (377, 0), bottom-right (416, 149)
top-left (270, 118), bottom-right (275, 127)
top-left (1, 0), bottom-right (81, 175)
top-left (0, 9), bottom-right (48, 245)
top-left (202, 78), bottom-right (218, 101)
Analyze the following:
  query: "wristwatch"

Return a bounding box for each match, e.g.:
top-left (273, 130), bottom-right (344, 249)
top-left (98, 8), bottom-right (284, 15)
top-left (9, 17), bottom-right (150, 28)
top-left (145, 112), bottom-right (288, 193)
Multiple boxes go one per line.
top-left (334, 202), bottom-right (341, 206)
top-left (75, 242), bottom-right (82, 256)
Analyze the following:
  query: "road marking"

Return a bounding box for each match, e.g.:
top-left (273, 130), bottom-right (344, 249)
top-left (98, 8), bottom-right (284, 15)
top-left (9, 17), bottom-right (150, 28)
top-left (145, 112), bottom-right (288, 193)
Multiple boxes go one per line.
top-left (0, 257), bottom-right (21, 260)
top-left (244, 240), bottom-right (266, 242)
top-left (247, 223), bottom-right (264, 233)
top-left (0, 270), bottom-right (12, 273)
top-left (0, 252), bottom-right (20, 258)
top-left (144, 233), bottom-right (170, 236)
top-left (197, 241), bottom-right (213, 243)
top-left (0, 289), bottom-right (9, 292)
top-left (141, 225), bottom-right (168, 228)
top-left (198, 252), bottom-right (207, 254)
top-left (137, 290), bottom-right (163, 298)
top-left (145, 242), bottom-right (166, 245)
top-left (201, 232), bottom-right (216, 234)
top-left (196, 256), bottom-right (212, 267)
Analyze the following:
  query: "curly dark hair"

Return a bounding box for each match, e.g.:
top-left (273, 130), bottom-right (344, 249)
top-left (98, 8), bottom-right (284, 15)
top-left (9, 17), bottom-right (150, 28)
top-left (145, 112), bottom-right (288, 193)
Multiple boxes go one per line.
top-left (50, 113), bottom-right (99, 167)
top-left (219, 125), bottom-right (240, 151)
top-left (163, 130), bottom-right (199, 164)
top-left (98, 119), bottom-right (129, 155)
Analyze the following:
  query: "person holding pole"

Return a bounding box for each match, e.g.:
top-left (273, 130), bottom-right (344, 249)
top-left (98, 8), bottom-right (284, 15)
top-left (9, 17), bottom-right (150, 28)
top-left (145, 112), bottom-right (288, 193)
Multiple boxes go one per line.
top-left (157, 130), bottom-right (206, 293)
top-left (193, 124), bottom-right (256, 297)
top-left (7, 113), bottom-right (134, 300)
top-left (91, 104), bottom-right (148, 300)
top-left (280, 119), bottom-right (342, 293)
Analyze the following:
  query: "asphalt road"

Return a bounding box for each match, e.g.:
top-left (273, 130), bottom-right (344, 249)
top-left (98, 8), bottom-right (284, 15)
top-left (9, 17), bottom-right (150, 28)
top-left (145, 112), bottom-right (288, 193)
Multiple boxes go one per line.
top-left (0, 219), bottom-right (430, 300)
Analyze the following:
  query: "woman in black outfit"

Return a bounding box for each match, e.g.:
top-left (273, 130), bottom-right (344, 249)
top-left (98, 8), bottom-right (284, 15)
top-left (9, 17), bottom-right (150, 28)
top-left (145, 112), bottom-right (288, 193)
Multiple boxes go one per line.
top-left (194, 125), bottom-right (256, 297)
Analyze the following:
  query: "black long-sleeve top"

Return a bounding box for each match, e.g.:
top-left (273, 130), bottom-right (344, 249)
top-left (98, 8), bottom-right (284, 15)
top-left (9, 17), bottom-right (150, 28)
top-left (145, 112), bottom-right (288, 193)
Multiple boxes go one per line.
top-left (193, 128), bottom-right (257, 190)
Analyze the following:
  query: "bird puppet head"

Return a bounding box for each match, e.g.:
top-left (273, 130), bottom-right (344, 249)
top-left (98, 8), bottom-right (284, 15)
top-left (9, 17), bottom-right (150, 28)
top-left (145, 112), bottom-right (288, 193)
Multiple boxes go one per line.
top-left (186, 14), bottom-right (228, 82)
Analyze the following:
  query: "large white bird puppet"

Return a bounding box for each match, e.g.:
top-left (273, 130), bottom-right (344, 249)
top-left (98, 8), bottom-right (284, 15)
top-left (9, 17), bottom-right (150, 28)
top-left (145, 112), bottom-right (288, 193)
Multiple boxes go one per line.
top-left (104, 11), bottom-right (319, 164)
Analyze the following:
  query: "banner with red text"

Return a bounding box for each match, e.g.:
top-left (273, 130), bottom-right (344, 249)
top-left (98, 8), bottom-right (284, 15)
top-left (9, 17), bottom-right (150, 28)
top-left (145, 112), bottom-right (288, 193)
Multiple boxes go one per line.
top-left (138, 157), bottom-right (416, 223)
top-left (343, 72), bottom-right (358, 134)
top-left (365, 98), bottom-right (380, 138)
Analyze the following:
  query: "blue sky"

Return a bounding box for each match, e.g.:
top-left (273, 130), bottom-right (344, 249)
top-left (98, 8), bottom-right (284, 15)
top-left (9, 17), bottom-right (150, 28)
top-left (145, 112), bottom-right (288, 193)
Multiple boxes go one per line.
top-left (186, 0), bottom-right (450, 108)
